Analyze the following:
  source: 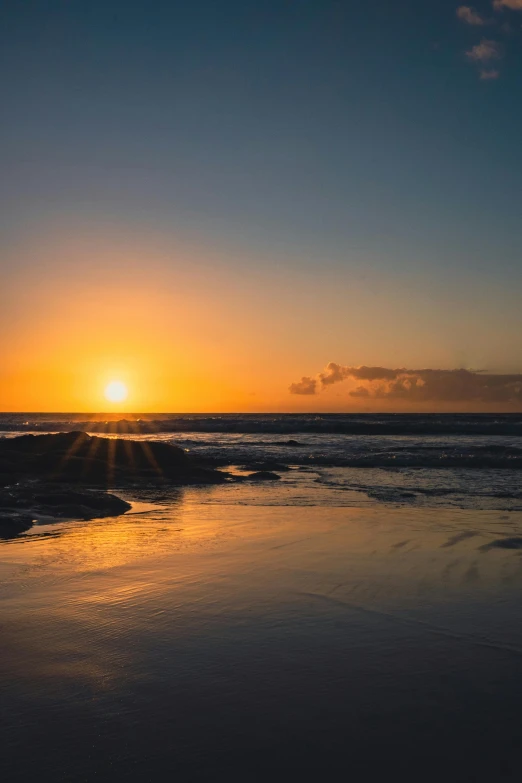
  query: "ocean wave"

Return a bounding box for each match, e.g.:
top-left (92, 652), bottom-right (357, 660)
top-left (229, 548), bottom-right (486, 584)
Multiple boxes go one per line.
top-left (2, 413), bottom-right (522, 436)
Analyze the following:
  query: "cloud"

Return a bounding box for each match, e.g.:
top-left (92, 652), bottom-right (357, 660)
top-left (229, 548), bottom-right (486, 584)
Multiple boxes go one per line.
top-left (288, 376), bottom-right (317, 395)
top-left (319, 362), bottom-right (399, 386)
top-left (351, 365), bottom-right (400, 381)
top-left (289, 364), bottom-right (522, 404)
top-left (480, 67), bottom-right (500, 78)
top-left (466, 39), bottom-right (502, 60)
top-left (457, 6), bottom-right (487, 24)
top-left (493, 0), bottom-right (522, 10)
top-left (318, 362), bottom-right (350, 386)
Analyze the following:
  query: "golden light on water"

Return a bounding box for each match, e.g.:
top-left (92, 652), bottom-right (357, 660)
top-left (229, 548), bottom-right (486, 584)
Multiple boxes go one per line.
top-left (104, 380), bottom-right (128, 404)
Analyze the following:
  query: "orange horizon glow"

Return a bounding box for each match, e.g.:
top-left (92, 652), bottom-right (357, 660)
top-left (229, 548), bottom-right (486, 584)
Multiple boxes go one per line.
top-left (2, 223), bottom-right (522, 414)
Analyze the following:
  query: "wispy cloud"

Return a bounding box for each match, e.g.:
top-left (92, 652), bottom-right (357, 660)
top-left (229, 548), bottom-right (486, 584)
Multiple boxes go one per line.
top-left (289, 363), bottom-right (522, 404)
top-left (480, 67), bottom-right (500, 78)
top-left (457, 6), bottom-right (487, 24)
top-left (493, 0), bottom-right (522, 10)
top-left (466, 38), bottom-right (502, 60)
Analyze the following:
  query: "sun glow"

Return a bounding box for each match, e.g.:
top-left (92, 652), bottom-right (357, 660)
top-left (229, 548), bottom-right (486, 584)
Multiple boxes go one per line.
top-left (104, 380), bottom-right (128, 404)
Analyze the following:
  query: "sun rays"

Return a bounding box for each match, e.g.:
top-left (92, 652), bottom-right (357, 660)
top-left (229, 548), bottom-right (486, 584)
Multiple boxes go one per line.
top-left (54, 419), bottom-right (165, 486)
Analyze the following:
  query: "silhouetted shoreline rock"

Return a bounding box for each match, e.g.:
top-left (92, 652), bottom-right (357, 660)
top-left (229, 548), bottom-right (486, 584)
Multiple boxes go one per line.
top-left (0, 512), bottom-right (34, 538)
top-left (0, 431), bottom-right (228, 488)
top-left (246, 471), bottom-right (281, 481)
top-left (279, 439), bottom-right (305, 447)
top-left (0, 486), bottom-right (132, 538)
top-left (0, 432), bottom-right (230, 537)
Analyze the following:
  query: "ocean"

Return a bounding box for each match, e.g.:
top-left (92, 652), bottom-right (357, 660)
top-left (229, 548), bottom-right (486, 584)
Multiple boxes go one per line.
top-left (2, 412), bottom-right (522, 511)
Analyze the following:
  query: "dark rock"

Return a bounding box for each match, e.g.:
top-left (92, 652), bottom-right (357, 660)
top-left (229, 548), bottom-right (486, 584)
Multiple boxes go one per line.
top-left (31, 489), bottom-right (132, 519)
top-left (0, 431), bottom-right (227, 487)
top-left (247, 471), bottom-right (281, 481)
top-left (0, 432), bottom-right (230, 538)
top-left (279, 439), bottom-right (305, 447)
top-left (0, 485), bottom-right (132, 537)
top-left (0, 512), bottom-right (34, 539)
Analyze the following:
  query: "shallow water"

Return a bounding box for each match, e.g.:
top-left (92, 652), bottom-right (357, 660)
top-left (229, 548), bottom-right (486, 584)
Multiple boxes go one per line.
top-left (4, 413), bottom-right (522, 507)
top-left (2, 479), bottom-right (522, 781)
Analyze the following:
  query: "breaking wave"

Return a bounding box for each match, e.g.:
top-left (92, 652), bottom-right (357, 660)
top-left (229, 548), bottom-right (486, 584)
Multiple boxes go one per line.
top-left (2, 413), bottom-right (522, 437)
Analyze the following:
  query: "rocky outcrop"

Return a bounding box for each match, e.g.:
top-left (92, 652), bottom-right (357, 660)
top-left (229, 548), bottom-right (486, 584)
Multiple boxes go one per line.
top-left (246, 471), bottom-right (281, 481)
top-left (279, 439), bottom-right (305, 447)
top-left (0, 432), bottom-right (232, 538)
top-left (0, 486), bottom-right (132, 538)
top-left (0, 431), bottom-right (227, 488)
top-left (0, 512), bottom-right (34, 539)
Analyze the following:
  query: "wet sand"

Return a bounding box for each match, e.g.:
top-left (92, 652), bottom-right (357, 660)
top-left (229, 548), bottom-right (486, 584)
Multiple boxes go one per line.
top-left (2, 485), bottom-right (522, 781)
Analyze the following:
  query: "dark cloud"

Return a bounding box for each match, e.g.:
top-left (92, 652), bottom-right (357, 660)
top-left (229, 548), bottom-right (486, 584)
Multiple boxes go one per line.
top-left (318, 362), bottom-right (400, 387)
top-left (288, 376), bottom-right (317, 395)
top-left (319, 363), bottom-right (350, 386)
top-left (351, 365), bottom-right (400, 382)
top-left (289, 364), bottom-right (522, 404)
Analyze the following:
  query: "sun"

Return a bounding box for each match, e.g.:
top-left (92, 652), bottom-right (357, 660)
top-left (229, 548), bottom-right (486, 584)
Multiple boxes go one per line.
top-left (104, 380), bottom-right (128, 404)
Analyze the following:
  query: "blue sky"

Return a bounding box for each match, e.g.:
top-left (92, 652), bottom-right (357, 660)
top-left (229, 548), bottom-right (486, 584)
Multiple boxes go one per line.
top-left (2, 0), bottom-right (522, 269)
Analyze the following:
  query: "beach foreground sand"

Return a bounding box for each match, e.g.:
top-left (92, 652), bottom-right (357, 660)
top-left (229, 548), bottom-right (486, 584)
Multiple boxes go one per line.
top-left (2, 485), bottom-right (522, 781)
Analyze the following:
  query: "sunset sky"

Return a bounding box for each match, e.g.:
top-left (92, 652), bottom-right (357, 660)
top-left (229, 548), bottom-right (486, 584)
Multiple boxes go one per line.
top-left (2, 0), bottom-right (522, 412)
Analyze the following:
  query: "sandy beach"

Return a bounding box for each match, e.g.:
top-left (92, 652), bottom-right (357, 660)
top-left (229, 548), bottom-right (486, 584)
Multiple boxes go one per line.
top-left (3, 479), bottom-right (522, 781)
